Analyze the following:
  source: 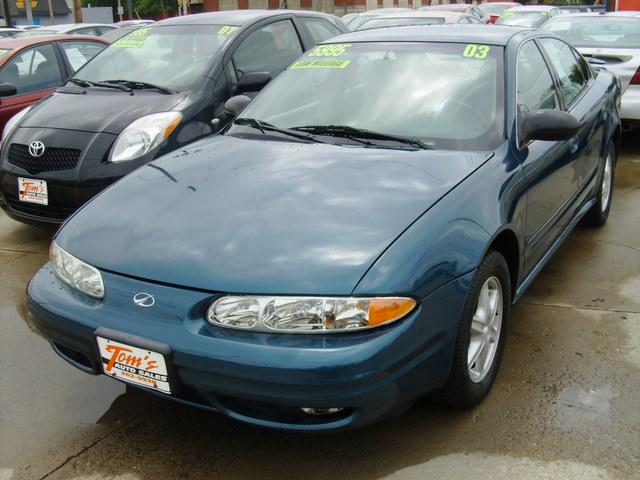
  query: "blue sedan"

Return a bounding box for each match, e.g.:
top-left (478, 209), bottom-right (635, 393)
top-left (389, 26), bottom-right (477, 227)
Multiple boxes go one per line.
top-left (27, 26), bottom-right (621, 431)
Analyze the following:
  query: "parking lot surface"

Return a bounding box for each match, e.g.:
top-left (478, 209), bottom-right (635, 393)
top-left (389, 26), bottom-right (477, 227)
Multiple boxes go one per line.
top-left (1, 135), bottom-right (639, 480)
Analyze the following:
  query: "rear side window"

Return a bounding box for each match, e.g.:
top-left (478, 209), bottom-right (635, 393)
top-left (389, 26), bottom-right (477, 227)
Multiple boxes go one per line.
top-left (301, 18), bottom-right (342, 43)
top-left (517, 40), bottom-right (559, 114)
top-left (60, 41), bottom-right (106, 72)
top-left (539, 38), bottom-right (588, 106)
top-left (0, 44), bottom-right (62, 94)
top-left (232, 20), bottom-right (303, 79)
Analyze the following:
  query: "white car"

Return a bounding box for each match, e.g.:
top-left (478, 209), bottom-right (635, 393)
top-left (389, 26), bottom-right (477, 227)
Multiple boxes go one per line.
top-left (496, 5), bottom-right (561, 27)
top-left (18, 23), bottom-right (118, 37)
top-left (543, 14), bottom-right (640, 129)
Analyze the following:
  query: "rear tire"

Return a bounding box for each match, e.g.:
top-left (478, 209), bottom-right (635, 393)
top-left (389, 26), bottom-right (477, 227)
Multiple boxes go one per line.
top-left (584, 141), bottom-right (615, 228)
top-left (440, 250), bottom-right (511, 409)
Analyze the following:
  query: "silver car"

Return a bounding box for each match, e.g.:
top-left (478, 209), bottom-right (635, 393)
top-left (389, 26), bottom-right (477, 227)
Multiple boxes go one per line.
top-left (543, 14), bottom-right (640, 129)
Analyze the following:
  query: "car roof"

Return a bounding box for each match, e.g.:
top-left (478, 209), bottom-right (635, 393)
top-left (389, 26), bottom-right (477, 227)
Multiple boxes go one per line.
top-left (0, 33), bottom-right (108, 50)
top-left (506, 5), bottom-right (557, 12)
top-left (156, 9), bottom-right (338, 26)
top-left (419, 4), bottom-right (472, 11)
top-left (375, 11), bottom-right (466, 20)
top-left (325, 24), bottom-right (530, 46)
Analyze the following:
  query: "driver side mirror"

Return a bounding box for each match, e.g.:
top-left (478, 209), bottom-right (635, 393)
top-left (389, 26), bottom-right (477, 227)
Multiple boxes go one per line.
top-left (236, 72), bottom-right (271, 93)
top-left (0, 83), bottom-right (17, 97)
top-left (520, 109), bottom-right (580, 146)
top-left (223, 95), bottom-right (252, 118)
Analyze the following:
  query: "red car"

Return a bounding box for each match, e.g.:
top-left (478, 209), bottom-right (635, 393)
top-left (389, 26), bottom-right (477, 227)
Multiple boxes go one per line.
top-left (0, 35), bottom-right (108, 132)
top-left (478, 2), bottom-right (523, 23)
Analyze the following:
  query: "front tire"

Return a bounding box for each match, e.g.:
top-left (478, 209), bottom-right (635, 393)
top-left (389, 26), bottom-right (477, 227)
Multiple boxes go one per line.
top-left (440, 250), bottom-right (511, 409)
top-left (584, 141), bottom-right (615, 227)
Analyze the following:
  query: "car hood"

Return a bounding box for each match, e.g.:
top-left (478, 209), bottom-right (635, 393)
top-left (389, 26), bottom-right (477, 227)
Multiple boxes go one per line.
top-left (21, 88), bottom-right (188, 135)
top-left (56, 136), bottom-right (493, 295)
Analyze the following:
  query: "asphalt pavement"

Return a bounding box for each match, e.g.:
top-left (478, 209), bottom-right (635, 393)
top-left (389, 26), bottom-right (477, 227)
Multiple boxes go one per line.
top-left (1, 134), bottom-right (638, 480)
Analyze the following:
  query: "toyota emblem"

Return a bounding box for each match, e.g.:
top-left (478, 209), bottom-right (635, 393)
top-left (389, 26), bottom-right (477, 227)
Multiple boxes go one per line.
top-left (133, 292), bottom-right (155, 308)
top-left (28, 141), bottom-right (45, 158)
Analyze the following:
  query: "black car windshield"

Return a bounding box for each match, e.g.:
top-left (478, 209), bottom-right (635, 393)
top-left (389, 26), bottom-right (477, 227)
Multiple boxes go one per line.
top-left (73, 25), bottom-right (238, 91)
top-left (358, 17), bottom-right (446, 30)
top-left (496, 12), bottom-right (549, 27)
top-left (230, 42), bottom-right (504, 151)
top-left (543, 17), bottom-right (640, 49)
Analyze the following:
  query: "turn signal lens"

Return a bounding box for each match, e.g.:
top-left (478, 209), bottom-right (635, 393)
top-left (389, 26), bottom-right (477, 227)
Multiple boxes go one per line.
top-left (207, 296), bottom-right (416, 333)
top-left (369, 298), bottom-right (417, 327)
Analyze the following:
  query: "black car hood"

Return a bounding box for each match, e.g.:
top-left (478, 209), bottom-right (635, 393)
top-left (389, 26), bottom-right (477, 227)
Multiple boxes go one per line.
top-left (22, 88), bottom-right (188, 135)
top-left (57, 135), bottom-right (492, 295)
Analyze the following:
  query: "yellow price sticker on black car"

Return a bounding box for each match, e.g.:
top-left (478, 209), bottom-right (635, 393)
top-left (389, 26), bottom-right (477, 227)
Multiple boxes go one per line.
top-left (463, 44), bottom-right (491, 60)
top-left (308, 44), bottom-right (352, 57)
top-left (218, 25), bottom-right (239, 36)
top-left (291, 59), bottom-right (351, 70)
top-left (113, 27), bottom-right (150, 48)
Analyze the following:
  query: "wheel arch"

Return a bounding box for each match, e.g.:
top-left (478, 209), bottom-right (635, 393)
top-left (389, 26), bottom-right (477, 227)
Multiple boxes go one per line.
top-left (482, 227), bottom-right (521, 300)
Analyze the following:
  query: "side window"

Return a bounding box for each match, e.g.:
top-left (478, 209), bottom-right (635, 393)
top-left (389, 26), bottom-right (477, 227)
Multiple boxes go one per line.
top-left (573, 48), bottom-right (592, 82)
top-left (301, 18), bottom-right (342, 44)
top-left (73, 27), bottom-right (98, 36)
top-left (60, 41), bottom-right (106, 72)
top-left (0, 44), bottom-right (62, 95)
top-left (517, 41), bottom-right (559, 116)
top-left (232, 20), bottom-right (303, 80)
top-left (540, 38), bottom-right (588, 106)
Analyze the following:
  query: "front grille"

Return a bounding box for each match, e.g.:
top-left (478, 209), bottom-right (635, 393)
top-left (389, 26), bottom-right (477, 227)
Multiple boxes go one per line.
top-left (8, 143), bottom-right (81, 174)
top-left (5, 197), bottom-right (76, 221)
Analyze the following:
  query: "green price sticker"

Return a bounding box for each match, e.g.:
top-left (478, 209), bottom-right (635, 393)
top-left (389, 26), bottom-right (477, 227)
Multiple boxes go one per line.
top-left (290, 59), bottom-right (351, 70)
top-left (0, 49), bottom-right (9, 57)
top-left (463, 44), bottom-right (491, 60)
top-left (218, 25), bottom-right (239, 36)
top-left (308, 44), bottom-right (352, 57)
top-left (113, 28), bottom-right (150, 48)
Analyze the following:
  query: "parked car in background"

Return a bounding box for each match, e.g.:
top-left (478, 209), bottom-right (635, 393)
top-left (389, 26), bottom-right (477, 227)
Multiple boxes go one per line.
top-left (19, 23), bottom-right (118, 37)
top-left (478, 2), bottom-right (522, 24)
top-left (100, 25), bottom-right (141, 43)
top-left (345, 8), bottom-right (414, 30)
top-left (543, 14), bottom-right (640, 129)
top-left (607, 10), bottom-right (640, 16)
top-left (0, 28), bottom-right (22, 38)
top-left (496, 5), bottom-right (560, 27)
top-left (25, 25), bottom-right (621, 432)
top-left (557, 5), bottom-right (606, 14)
top-left (357, 11), bottom-right (485, 30)
top-left (115, 20), bottom-right (155, 27)
top-left (0, 10), bottom-right (347, 225)
top-left (419, 4), bottom-right (489, 23)
top-left (0, 35), bottom-right (108, 132)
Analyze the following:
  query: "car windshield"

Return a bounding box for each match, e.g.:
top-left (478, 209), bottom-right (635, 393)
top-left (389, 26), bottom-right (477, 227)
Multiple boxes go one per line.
top-left (358, 17), bottom-right (446, 30)
top-left (479, 4), bottom-right (510, 15)
top-left (348, 16), bottom-right (380, 30)
top-left (543, 17), bottom-right (640, 49)
top-left (73, 25), bottom-right (236, 92)
top-left (497, 12), bottom-right (549, 27)
top-left (230, 42), bottom-right (504, 151)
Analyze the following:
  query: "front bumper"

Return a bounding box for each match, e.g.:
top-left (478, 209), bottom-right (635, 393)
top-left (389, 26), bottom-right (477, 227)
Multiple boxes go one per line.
top-left (0, 127), bottom-right (153, 225)
top-left (27, 264), bottom-right (473, 431)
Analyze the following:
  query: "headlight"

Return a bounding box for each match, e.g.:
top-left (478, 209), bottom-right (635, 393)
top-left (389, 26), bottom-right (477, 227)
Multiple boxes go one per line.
top-left (50, 242), bottom-right (104, 299)
top-left (110, 111), bottom-right (182, 163)
top-left (207, 296), bottom-right (416, 333)
top-left (2, 105), bottom-right (32, 144)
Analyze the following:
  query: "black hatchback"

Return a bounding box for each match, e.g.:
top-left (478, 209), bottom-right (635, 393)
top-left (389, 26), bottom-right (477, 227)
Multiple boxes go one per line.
top-left (0, 10), bottom-right (346, 225)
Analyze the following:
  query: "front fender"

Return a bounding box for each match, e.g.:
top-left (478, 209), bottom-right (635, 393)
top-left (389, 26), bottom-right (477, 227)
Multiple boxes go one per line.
top-left (353, 144), bottom-right (526, 299)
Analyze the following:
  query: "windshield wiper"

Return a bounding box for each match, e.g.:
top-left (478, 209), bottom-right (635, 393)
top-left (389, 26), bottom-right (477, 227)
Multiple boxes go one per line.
top-left (233, 118), bottom-right (324, 143)
top-left (103, 79), bottom-right (174, 95)
top-left (291, 125), bottom-right (431, 150)
top-left (68, 78), bottom-right (132, 92)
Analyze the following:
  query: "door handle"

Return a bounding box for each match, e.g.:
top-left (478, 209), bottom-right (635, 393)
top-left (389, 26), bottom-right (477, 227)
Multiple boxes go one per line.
top-left (569, 138), bottom-right (580, 154)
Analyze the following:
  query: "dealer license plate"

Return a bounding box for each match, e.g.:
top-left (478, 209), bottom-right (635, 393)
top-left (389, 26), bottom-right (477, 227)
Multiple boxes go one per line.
top-left (18, 177), bottom-right (48, 205)
top-left (96, 336), bottom-right (171, 394)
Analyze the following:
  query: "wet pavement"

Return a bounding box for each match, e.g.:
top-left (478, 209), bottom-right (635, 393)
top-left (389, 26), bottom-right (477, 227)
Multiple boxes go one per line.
top-left (1, 135), bottom-right (639, 480)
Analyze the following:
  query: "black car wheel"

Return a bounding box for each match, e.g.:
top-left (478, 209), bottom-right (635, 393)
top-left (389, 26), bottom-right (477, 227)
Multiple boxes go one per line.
top-left (440, 250), bottom-right (511, 408)
top-left (584, 141), bottom-right (616, 228)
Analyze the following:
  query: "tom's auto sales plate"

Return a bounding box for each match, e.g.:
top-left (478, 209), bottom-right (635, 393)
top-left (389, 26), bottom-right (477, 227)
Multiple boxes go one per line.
top-left (96, 337), bottom-right (171, 394)
top-left (18, 177), bottom-right (48, 205)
